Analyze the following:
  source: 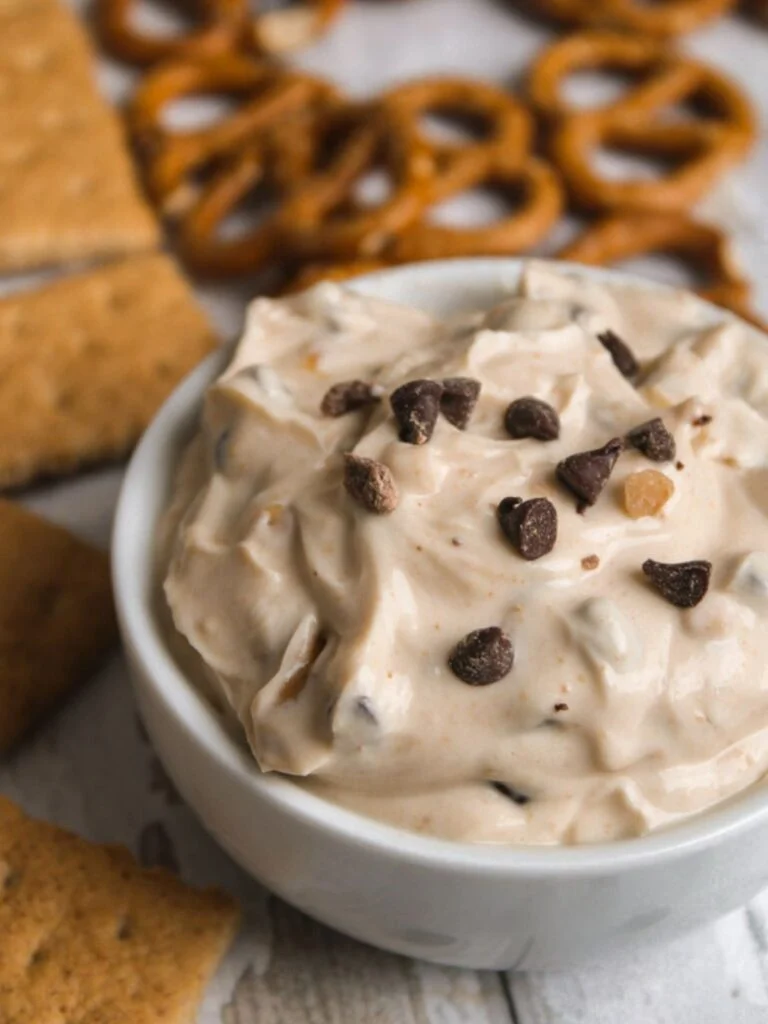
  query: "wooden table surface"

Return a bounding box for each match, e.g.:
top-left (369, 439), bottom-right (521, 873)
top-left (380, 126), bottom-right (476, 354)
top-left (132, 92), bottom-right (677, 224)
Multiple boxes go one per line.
top-left (3, 2), bottom-right (768, 1020)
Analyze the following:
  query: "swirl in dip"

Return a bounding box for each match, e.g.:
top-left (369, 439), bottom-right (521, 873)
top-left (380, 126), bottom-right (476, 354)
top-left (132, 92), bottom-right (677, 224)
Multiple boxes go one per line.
top-left (160, 262), bottom-right (768, 845)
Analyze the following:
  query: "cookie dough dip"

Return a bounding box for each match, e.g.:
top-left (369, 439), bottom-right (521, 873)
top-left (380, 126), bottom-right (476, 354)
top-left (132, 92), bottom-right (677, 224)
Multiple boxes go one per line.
top-left (160, 262), bottom-right (768, 845)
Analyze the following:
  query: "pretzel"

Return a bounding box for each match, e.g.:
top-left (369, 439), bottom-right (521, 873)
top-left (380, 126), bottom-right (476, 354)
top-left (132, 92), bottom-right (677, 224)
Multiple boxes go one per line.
top-left (529, 33), bottom-right (755, 212)
top-left (94, 0), bottom-right (248, 66)
top-left (176, 144), bottom-right (281, 277)
top-left (128, 57), bottom-right (339, 215)
top-left (532, 0), bottom-right (735, 37)
top-left (275, 104), bottom-right (442, 260)
top-left (558, 213), bottom-right (763, 324)
top-left (96, 0), bottom-right (346, 66)
top-left (383, 78), bottom-right (533, 184)
top-left (385, 154), bottom-right (564, 262)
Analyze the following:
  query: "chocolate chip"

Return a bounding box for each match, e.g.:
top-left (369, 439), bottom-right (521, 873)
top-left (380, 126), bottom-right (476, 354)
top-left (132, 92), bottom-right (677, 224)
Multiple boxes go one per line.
top-left (642, 558), bottom-right (712, 608)
top-left (448, 627), bottom-right (514, 685)
top-left (553, 702), bottom-right (569, 712)
top-left (440, 377), bottom-right (481, 429)
top-left (497, 496), bottom-right (558, 561)
top-left (581, 554), bottom-right (600, 571)
top-left (627, 417), bottom-right (676, 463)
top-left (598, 329), bottom-right (639, 379)
top-left (504, 396), bottom-right (560, 441)
top-left (491, 781), bottom-right (530, 806)
top-left (321, 379), bottom-right (380, 417)
top-left (557, 438), bottom-right (623, 508)
top-left (344, 454), bottom-right (399, 514)
top-left (390, 379), bottom-right (443, 444)
top-left (676, 461), bottom-right (685, 471)
top-left (692, 414), bottom-right (713, 427)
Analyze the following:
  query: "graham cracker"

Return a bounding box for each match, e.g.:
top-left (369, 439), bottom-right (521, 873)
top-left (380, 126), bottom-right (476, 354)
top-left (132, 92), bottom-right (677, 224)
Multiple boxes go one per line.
top-left (0, 797), bottom-right (240, 1023)
top-left (0, 500), bottom-right (118, 754)
top-left (0, 0), bottom-right (160, 272)
top-left (0, 252), bottom-right (217, 488)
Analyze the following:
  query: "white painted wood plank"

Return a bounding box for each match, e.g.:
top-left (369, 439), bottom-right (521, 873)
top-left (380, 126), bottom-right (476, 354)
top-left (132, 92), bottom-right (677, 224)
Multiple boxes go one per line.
top-left (510, 907), bottom-right (768, 1024)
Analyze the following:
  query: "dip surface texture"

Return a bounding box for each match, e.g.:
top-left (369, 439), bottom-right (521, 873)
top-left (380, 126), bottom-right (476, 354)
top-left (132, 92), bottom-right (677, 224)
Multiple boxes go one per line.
top-left (161, 263), bottom-right (768, 845)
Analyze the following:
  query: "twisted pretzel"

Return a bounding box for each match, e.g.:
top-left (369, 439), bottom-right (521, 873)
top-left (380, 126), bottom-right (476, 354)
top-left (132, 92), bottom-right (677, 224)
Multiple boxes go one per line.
top-left (96, 0), bottom-right (346, 66)
top-left (383, 77), bottom-right (533, 183)
top-left (94, 0), bottom-right (249, 66)
top-left (529, 33), bottom-right (755, 212)
top-left (532, 0), bottom-right (736, 37)
top-left (559, 213), bottom-right (763, 325)
top-left (177, 144), bottom-right (281, 277)
top-left (386, 154), bottom-right (564, 262)
top-left (275, 104), bottom-right (440, 260)
top-left (128, 57), bottom-right (339, 215)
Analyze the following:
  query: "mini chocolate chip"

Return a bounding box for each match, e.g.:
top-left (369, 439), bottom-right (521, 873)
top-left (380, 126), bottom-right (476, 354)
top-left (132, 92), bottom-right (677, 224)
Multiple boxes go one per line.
top-left (448, 627), bottom-right (514, 685)
top-left (390, 379), bottom-right (443, 444)
top-left (642, 558), bottom-right (712, 608)
top-left (497, 496), bottom-right (558, 561)
top-left (627, 417), bottom-right (676, 463)
top-left (598, 329), bottom-right (639, 379)
top-left (557, 438), bottom-right (623, 508)
top-left (692, 414), bottom-right (713, 427)
top-left (676, 461), bottom-right (685, 471)
top-left (344, 454), bottom-right (399, 514)
top-left (504, 396), bottom-right (560, 441)
top-left (554, 702), bottom-right (569, 712)
top-left (440, 377), bottom-right (481, 429)
top-left (321, 379), bottom-right (380, 417)
top-left (491, 781), bottom-right (530, 806)
top-left (581, 554), bottom-right (600, 571)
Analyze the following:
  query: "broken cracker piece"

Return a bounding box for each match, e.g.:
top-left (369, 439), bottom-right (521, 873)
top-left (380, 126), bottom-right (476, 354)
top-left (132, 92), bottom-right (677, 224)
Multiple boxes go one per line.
top-left (0, 252), bottom-right (217, 489)
top-left (0, 0), bottom-right (159, 271)
top-left (0, 796), bottom-right (239, 1023)
top-left (0, 500), bottom-right (118, 754)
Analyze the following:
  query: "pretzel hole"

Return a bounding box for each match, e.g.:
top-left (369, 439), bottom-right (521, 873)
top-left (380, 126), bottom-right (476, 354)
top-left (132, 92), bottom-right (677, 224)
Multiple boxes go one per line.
top-left (427, 179), bottom-right (529, 228)
top-left (592, 145), bottom-right (688, 182)
top-left (122, 0), bottom-right (203, 39)
top-left (350, 169), bottom-right (393, 208)
top-left (162, 94), bottom-right (241, 131)
top-left (419, 110), bottom-right (494, 147)
top-left (212, 184), bottom-right (281, 240)
top-left (561, 68), bottom-right (644, 111)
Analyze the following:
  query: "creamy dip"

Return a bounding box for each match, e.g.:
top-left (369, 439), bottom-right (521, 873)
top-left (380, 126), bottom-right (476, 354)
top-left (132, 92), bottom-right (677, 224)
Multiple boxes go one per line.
top-left (160, 261), bottom-right (768, 845)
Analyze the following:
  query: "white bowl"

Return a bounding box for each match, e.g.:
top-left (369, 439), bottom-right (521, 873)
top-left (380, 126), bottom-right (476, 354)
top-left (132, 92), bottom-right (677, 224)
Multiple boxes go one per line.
top-left (112, 259), bottom-right (768, 971)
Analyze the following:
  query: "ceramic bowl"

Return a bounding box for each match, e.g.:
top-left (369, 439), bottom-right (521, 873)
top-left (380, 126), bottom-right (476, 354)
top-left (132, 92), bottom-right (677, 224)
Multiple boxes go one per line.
top-left (112, 259), bottom-right (768, 970)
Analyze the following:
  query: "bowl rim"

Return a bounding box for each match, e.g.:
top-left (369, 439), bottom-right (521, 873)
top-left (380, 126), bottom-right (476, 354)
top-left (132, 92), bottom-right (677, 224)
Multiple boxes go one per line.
top-left (112, 256), bottom-right (768, 877)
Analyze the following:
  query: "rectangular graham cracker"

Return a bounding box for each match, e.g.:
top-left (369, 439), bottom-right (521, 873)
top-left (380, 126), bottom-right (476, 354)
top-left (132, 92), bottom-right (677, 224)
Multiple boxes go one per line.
top-left (0, 797), bottom-right (240, 1023)
top-left (0, 500), bottom-right (118, 754)
top-left (0, 0), bottom-right (160, 271)
top-left (0, 252), bottom-right (217, 488)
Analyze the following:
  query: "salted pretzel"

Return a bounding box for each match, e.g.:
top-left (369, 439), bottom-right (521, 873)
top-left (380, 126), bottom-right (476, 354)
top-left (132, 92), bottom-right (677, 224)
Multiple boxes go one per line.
top-left (94, 0), bottom-right (249, 66)
top-left (559, 213), bottom-right (761, 324)
top-left (529, 33), bottom-right (755, 212)
top-left (532, 0), bottom-right (735, 38)
top-left (128, 56), bottom-right (339, 215)
top-left (96, 0), bottom-right (346, 65)
top-left (383, 78), bottom-right (533, 186)
top-left (385, 154), bottom-right (564, 262)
